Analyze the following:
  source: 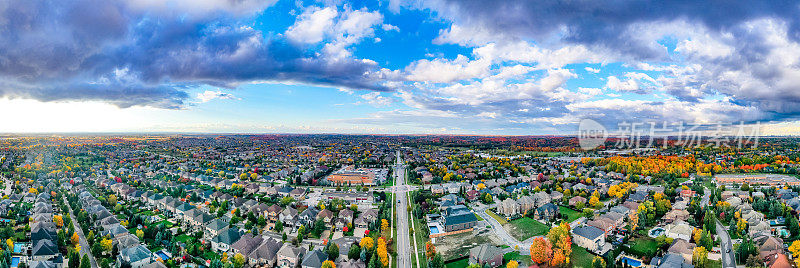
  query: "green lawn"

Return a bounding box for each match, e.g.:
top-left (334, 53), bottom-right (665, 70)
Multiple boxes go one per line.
top-left (626, 237), bottom-right (660, 258)
top-left (486, 209), bottom-right (507, 224)
top-left (444, 258), bottom-right (469, 268)
top-left (504, 252), bottom-right (531, 267)
top-left (570, 244), bottom-right (595, 268)
top-left (508, 217), bottom-right (550, 240)
top-left (559, 206), bottom-right (582, 222)
top-left (474, 213), bottom-right (484, 221)
top-left (176, 234), bottom-right (194, 243)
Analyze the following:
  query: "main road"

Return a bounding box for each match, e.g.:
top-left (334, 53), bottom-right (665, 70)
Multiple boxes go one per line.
top-left (63, 196), bottom-right (99, 268)
top-left (716, 220), bottom-right (736, 268)
top-left (394, 150), bottom-right (413, 268)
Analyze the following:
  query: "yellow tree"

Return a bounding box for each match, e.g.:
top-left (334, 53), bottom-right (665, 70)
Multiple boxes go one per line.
top-left (99, 238), bottom-right (112, 253)
top-left (321, 260), bottom-right (336, 268)
top-left (790, 240), bottom-right (800, 258)
top-left (360, 237), bottom-right (374, 251)
top-left (506, 260), bottom-right (519, 268)
top-left (53, 215), bottom-right (64, 228)
top-left (108, 195), bottom-right (117, 205)
top-left (5, 239), bottom-right (12, 250)
top-left (692, 247), bottom-right (708, 268)
top-left (377, 238), bottom-right (389, 267)
top-left (135, 229), bottom-right (144, 239)
top-left (380, 219), bottom-right (389, 236)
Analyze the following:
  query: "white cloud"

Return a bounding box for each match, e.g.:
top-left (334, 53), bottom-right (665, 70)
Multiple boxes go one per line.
top-left (605, 76), bottom-right (639, 92)
top-left (285, 7), bottom-right (338, 44)
top-left (585, 67), bottom-right (600, 73)
top-left (196, 90), bottom-right (239, 103)
top-left (360, 92), bottom-right (391, 107)
top-left (382, 24), bottom-right (399, 31)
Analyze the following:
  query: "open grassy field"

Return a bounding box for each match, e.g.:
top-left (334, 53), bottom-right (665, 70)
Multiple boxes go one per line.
top-left (506, 217), bottom-right (550, 241)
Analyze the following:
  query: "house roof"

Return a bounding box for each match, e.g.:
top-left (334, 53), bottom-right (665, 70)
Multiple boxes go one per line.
top-left (120, 245), bottom-right (153, 263)
top-left (301, 249), bottom-right (328, 267)
top-left (469, 244), bottom-right (503, 261)
top-left (212, 227), bottom-right (242, 245)
top-left (574, 226), bottom-right (605, 240)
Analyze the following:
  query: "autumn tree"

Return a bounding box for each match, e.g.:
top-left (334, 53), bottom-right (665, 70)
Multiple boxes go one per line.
top-left (530, 237), bottom-right (553, 264)
top-left (376, 238), bottom-right (389, 267)
top-left (321, 260), bottom-right (336, 268)
top-left (425, 240), bottom-right (436, 260)
top-left (232, 253), bottom-right (245, 268)
top-left (54, 215), bottom-right (64, 228)
top-left (692, 247), bottom-right (708, 268)
top-left (71, 232), bottom-right (80, 245)
top-left (100, 238), bottom-right (113, 253)
top-left (360, 237), bottom-right (374, 251)
top-left (506, 260), bottom-right (518, 268)
top-left (592, 256), bottom-right (606, 268)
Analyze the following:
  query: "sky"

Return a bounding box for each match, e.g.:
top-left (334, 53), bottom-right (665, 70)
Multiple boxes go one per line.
top-left (2, 0), bottom-right (800, 135)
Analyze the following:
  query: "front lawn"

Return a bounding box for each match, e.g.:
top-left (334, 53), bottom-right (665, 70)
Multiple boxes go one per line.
top-left (504, 252), bottom-right (531, 267)
top-left (506, 217), bottom-right (550, 241)
top-left (559, 206), bottom-right (582, 222)
top-left (176, 234), bottom-right (195, 243)
top-left (570, 244), bottom-right (595, 268)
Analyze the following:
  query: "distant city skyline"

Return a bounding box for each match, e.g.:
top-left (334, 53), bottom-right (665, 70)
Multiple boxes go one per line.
top-left (2, 1), bottom-right (800, 135)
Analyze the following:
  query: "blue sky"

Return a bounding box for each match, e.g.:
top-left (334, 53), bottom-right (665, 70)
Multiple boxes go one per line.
top-left (2, 0), bottom-right (800, 134)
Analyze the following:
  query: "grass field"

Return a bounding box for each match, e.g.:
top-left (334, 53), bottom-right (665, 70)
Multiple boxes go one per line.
top-left (474, 213), bottom-right (484, 221)
top-left (559, 206), bottom-right (582, 222)
top-left (507, 217), bottom-right (551, 241)
top-left (176, 234), bottom-right (194, 243)
top-left (486, 209), bottom-right (507, 224)
top-left (626, 237), bottom-right (660, 258)
top-left (570, 244), bottom-right (596, 268)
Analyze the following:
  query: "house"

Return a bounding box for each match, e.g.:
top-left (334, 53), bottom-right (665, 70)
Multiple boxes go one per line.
top-left (767, 254), bottom-right (791, 268)
top-left (664, 210), bottom-right (691, 223)
top-left (587, 218), bottom-right (615, 234)
top-left (117, 245), bottom-right (156, 268)
top-left (211, 227), bottom-right (243, 252)
top-left (442, 211), bottom-right (478, 233)
top-left (317, 209), bottom-right (335, 225)
top-left (573, 226), bottom-right (605, 252)
top-left (31, 240), bottom-right (59, 261)
top-left (668, 239), bottom-right (696, 264)
top-left (231, 234), bottom-right (263, 257)
top-left (204, 219), bottom-right (229, 239)
top-left (299, 207), bottom-right (320, 228)
top-left (300, 249), bottom-right (328, 268)
top-left (469, 245), bottom-right (504, 268)
top-left (248, 238), bottom-right (282, 267)
top-left (266, 204), bottom-right (282, 221)
top-left (279, 207), bottom-right (298, 227)
top-left (518, 196), bottom-right (536, 215)
top-left (338, 209), bottom-right (355, 223)
top-left (569, 196), bottom-right (587, 207)
top-left (649, 253), bottom-right (693, 268)
top-left (534, 203), bottom-right (560, 221)
top-left (497, 198), bottom-right (519, 218)
top-left (665, 221), bottom-right (695, 241)
top-left (277, 244), bottom-right (306, 268)
top-left (338, 259), bottom-right (366, 268)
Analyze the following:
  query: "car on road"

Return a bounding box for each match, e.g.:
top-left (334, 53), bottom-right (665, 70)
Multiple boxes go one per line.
top-left (726, 248), bottom-right (730, 253)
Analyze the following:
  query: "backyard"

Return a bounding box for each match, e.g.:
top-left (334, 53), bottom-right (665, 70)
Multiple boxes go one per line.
top-left (625, 237), bottom-right (660, 258)
top-left (571, 244), bottom-right (595, 268)
top-left (505, 217), bottom-right (550, 241)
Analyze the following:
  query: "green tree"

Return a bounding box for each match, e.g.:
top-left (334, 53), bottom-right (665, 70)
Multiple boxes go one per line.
top-left (326, 243), bottom-right (339, 261)
top-left (80, 255), bottom-right (90, 268)
top-left (430, 253), bottom-right (444, 268)
top-left (348, 244), bottom-right (361, 260)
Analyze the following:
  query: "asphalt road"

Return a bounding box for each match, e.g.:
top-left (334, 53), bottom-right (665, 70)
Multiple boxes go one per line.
top-left (63, 196), bottom-right (99, 268)
top-left (394, 151), bottom-right (412, 268)
top-left (474, 204), bottom-right (536, 253)
top-left (716, 220), bottom-right (736, 268)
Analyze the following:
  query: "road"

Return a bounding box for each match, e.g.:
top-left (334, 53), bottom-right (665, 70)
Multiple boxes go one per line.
top-left (394, 150), bottom-right (413, 268)
top-left (715, 220), bottom-right (736, 268)
top-left (701, 190), bottom-right (710, 207)
top-left (63, 196), bottom-right (99, 268)
top-left (2, 175), bottom-right (10, 196)
top-left (474, 204), bottom-right (535, 253)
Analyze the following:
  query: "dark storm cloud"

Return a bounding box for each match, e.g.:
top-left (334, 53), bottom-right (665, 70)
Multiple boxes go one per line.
top-left (0, 0), bottom-right (385, 108)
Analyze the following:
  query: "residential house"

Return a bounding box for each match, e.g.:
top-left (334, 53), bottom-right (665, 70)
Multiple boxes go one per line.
top-left (468, 245), bottom-right (504, 268)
